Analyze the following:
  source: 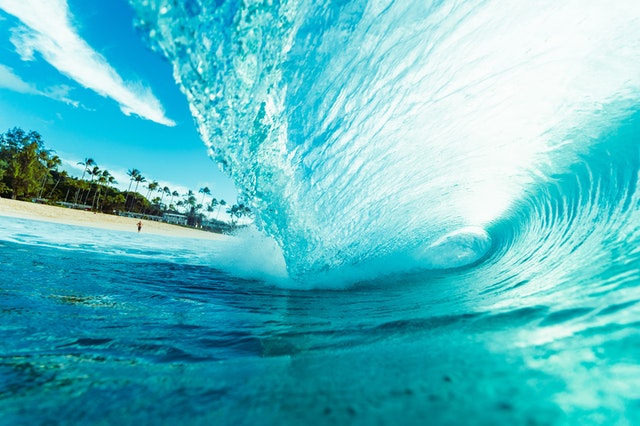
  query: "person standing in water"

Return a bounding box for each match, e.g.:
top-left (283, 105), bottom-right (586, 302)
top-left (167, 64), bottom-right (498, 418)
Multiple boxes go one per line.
top-left (137, 221), bottom-right (143, 232)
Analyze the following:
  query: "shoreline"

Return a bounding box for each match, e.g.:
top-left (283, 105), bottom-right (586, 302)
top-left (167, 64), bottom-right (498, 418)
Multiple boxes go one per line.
top-left (0, 198), bottom-right (229, 241)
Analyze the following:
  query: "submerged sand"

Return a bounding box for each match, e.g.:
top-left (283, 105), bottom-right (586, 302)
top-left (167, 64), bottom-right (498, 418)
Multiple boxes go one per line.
top-left (0, 198), bottom-right (227, 240)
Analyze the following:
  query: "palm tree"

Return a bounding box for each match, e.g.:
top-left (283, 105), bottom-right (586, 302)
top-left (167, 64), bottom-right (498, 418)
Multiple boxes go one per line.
top-left (183, 190), bottom-right (197, 212)
top-left (155, 185), bottom-right (163, 207)
top-left (73, 157), bottom-right (95, 205)
top-left (146, 180), bottom-right (159, 200)
top-left (125, 168), bottom-right (140, 211)
top-left (84, 165), bottom-right (101, 205)
top-left (47, 169), bottom-right (68, 199)
top-left (107, 172), bottom-right (117, 188)
top-left (94, 169), bottom-right (114, 210)
top-left (198, 186), bottom-right (211, 206)
top-left (141, 180), bottom-right (158, 214)
top-left (133, 173), bottom-right (146, 194)
top-left (38, 152), bottom-right (61, 199)
top-left (93, 171), bottom-right (107, 210)
top-left (159, 186), bottom-right (170, 210)
top-left (181, 190), bottom-right (199, 225)
top-left (126, 168), bottom-right (139, 192)
top-left (227, 203), bottom-right (252, 225)
top-left (227, 204), bottom-right (239, 225)
top-left (169, 190), bottom-right (179, 211)
top-left (77, 157), bottom-right (95, 181)
top-left (108, 173), bottom-right (118, 209)
top-left (131, 172), bottom-right (147, 212)
top-left (216, 199), bottom-right (226, 220)
top-left (209, 198), bottom-right (218, 220)
top-left (75, 179), bottom-right (90, 205)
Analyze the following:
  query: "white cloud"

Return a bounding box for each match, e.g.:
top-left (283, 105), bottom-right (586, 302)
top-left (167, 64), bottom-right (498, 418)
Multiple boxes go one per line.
top-left (41, 84), bottom-right (80, 108)
top-left (0, 0), bottom-right (175, 126)
top-left (0, 63), bottom-right (38, 94)
top-left (0, 63), bottom-right (79, 106)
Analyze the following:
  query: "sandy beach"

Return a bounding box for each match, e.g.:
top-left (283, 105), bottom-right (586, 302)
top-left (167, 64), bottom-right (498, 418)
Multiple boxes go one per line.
top-left (0, 197), bottom-right (228, 240)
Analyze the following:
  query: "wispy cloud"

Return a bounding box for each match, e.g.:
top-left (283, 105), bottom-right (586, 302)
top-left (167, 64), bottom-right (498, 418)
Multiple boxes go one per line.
top-left (0, 63), bottom-right (38, 94)
top-left (0, 0), bottom-right (175, 126)
top-left (41, 84), bottom-right (81, 108)
top-left (0, 63), bottom-right (79, 106)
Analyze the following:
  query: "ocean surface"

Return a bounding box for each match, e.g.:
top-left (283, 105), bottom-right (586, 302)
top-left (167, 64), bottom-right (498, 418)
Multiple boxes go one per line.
top-left (2, 214), bottom-right (637, 425)
top-left (4, 0), bottom-right (640, 424)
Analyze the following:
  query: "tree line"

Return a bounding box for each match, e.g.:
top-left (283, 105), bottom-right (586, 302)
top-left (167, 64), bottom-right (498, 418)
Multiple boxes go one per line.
top-left (0, 127), bottom-right (252, 232)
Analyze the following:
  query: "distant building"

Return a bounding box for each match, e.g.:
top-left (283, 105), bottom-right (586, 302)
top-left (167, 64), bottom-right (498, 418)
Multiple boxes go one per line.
top-left (162, 212), bottom-right (188, 225)
top-left (117, 211), bottom-right (163, 221)
top-left (57, 201), bottom-right (92, 210)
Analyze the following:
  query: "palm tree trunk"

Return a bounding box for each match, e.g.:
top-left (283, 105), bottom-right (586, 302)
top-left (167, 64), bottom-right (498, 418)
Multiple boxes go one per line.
top-left (83, 187), bottom-right (90, 205)
top-left (124, 180), bottom-right (133, 212)
top-left (47, 176), bottom-right (62, 199)
top-left (38, 174), bottom-right (48, 198)
top-left (92, 187), bottom-right (100, 210)
top-left (83, 178), bottom-right (95, 205)
top-left (132, 182), bottom-right (141, 212)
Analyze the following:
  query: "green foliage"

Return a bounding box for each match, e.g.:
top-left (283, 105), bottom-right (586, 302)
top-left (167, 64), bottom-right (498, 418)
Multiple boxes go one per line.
top-left (0, 158), bottom-right (8, 194)
top-left (0, 126), bottom-right (250, 233)
top-left (0, 127), bottom-right (50, 199)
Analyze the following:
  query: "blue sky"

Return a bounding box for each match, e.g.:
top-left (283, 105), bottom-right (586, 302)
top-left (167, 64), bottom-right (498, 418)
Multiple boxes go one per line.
top-left (0, 0), bottom-right (239, 205)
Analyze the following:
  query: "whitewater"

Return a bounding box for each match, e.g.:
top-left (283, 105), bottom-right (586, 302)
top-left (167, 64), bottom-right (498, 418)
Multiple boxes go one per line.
top-left (2, 0), bottom-right (640, 424)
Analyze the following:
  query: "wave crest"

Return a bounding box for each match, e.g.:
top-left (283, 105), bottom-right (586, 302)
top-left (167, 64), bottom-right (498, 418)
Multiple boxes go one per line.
top-left (130, 0), bottom-right (640, 280)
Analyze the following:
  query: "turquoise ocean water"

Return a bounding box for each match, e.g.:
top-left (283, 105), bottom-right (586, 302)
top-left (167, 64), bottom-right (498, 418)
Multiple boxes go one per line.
top-left (3, 0), bottom-right (640, 424)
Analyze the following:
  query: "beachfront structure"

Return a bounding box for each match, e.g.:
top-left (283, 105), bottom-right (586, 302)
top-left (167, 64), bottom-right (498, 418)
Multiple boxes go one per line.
top-left (57, 201), bottom-right (93, 211)
top-left (162, 212), bottom-right (188, 225)
top-left (118, 211), bottom-right (163, 222)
